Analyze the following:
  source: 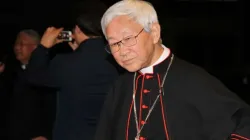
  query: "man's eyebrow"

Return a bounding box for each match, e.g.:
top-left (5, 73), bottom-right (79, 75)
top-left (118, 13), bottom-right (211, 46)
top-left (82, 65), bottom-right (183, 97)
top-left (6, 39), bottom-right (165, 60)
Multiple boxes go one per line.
top-left (107, 37), bottom-right (115, 40)
top-left (107, 29), bottom-right (133, 41)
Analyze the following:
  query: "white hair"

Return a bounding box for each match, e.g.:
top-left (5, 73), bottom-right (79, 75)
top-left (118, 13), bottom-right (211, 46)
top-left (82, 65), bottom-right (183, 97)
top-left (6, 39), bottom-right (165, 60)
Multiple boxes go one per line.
top-left (18, 29), bottom-right (41, 44)
top-left (101, 0), bottom-right (159, 38)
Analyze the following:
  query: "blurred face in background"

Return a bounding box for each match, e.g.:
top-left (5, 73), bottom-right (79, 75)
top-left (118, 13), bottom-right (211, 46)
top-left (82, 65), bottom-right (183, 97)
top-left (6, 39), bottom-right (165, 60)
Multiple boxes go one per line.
top-left (72, 25), bottom-right (89, 46)
top-left (14, 32), bottom-right (37, 64)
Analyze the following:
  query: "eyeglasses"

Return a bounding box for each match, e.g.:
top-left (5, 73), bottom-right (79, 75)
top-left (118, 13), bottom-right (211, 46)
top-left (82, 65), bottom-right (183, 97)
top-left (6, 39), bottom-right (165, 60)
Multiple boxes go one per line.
top-left (105, 28), bottom-right (144, 54)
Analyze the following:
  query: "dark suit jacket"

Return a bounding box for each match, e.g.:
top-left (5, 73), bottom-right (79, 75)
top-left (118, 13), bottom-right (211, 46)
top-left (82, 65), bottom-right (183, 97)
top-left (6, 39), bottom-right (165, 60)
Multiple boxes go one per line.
top-left (27, 38), bottom-right (120, 140)
top-left (0, 58), bottom-right (56, 140)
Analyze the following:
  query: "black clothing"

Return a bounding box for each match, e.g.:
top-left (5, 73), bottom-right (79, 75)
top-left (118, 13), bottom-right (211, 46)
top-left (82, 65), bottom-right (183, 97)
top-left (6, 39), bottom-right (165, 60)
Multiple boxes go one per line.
top-left (95, 54), bottom-right (250, 140)
top-left (27, 38), bottom-right (120, 140)
top-left (0, 59), bottom-right (56, 140)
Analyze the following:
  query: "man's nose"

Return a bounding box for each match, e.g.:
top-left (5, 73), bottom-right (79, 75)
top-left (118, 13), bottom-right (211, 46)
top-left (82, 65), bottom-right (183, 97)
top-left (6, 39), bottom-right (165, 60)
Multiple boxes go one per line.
top-left (14, 44), bottom-right (22, 50)
top-left (119, 44), bottom-right (129, 56)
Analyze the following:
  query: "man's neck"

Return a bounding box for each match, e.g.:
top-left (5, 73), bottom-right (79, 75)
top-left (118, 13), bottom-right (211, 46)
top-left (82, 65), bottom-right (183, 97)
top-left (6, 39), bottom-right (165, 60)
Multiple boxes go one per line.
top-left (140, 44), bottom-right (170, 74)
top-left (72, 36), bottom-right (90, 51)
top-left (20, 60), bottom-right (28, 65)
top-left (148, 44), bottom-right (164, 67)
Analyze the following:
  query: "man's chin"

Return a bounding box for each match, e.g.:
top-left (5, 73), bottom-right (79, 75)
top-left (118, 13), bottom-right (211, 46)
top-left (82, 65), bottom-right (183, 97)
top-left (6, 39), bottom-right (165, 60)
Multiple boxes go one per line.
top-left (16, 56), bottom-right (27, 63)
top-left (16, 56), bottom-right (22, 61)
top-left (123, 65), bottom-right (141, 73)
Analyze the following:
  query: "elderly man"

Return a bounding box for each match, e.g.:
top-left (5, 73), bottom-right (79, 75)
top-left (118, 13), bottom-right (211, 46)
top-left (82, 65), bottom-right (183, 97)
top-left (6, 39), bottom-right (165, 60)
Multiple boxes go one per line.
top-left (0, 29), bottom-right (56, 140)
top-left (94, 0), bottom-right (250, 140)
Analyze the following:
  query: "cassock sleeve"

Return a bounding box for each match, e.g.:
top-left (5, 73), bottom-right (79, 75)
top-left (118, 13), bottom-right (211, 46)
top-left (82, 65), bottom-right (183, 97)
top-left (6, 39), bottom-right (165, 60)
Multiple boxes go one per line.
top-left (94, 85), bottom-right (115, 140)
top-left (192, 76), bottom-right (250, 140)
top-left (229, 107), bottom-right (250, 140)
top-left (27, 44), bottom-right (59, 88)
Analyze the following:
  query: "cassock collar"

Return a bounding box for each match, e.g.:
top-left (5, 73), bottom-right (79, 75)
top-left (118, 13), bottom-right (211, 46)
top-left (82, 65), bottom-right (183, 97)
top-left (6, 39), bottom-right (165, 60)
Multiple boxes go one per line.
top-left (140, 45), bottom-right (171, 75)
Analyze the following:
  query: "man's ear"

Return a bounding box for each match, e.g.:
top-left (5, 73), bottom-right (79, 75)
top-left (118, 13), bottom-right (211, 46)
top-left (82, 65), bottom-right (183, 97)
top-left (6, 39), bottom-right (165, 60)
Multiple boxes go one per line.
top-left (150, 23), bottom-right (161, 44)
top-left (75, 25), bottom-right (81, 34)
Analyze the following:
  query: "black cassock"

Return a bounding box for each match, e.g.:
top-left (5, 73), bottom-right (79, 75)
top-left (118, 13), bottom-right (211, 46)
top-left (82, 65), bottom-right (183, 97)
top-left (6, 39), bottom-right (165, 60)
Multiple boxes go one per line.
top-left (95, 54), bottom-right (250, 140)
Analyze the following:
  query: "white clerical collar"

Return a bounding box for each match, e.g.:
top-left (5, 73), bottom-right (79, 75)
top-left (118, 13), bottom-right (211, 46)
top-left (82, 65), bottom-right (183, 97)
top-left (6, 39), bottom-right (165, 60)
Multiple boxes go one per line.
top-left (140, 45), bottom-right (170, 74)
top-left (21, 64), bottom-right (27, 70)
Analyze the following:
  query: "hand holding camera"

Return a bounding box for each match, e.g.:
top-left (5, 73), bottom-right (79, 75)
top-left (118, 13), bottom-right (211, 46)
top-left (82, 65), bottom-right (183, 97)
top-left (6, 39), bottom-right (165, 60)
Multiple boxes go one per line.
top-left (41, 27), bottom-right (72, 48)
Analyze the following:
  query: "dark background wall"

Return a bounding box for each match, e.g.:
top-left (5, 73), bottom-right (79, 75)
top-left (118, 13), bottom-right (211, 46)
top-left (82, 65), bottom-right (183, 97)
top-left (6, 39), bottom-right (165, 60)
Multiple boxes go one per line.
top-left (0, 0), bottom-right (248, 101)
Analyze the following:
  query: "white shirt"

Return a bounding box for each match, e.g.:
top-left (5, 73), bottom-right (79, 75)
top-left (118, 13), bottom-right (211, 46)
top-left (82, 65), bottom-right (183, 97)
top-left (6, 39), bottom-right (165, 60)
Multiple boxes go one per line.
top-left (21, 64), bottom-right (26, 70)
top-left (140, 45), bottom-right (170, 74)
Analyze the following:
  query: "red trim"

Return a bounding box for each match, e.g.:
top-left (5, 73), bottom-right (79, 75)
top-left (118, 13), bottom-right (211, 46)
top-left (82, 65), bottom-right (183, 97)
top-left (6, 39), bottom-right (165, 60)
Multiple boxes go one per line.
top-left (157, 74), bottom-right (170, 140)
top-left (231, 134), bottom-right (250, 140)
top-left (231, 138), bottom-right (240, 140)
top-left (126, 74), bottom-right (142, 140)
top-left (139, 75), bottom-right (145, 129)
top-left (126, 98), bottom-right (134, 140)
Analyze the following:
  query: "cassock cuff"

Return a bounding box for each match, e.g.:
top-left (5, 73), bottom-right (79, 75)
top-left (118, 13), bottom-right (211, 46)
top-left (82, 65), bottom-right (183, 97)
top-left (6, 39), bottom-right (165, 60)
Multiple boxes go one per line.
top-left (230, 133), bottom-right (250, 140)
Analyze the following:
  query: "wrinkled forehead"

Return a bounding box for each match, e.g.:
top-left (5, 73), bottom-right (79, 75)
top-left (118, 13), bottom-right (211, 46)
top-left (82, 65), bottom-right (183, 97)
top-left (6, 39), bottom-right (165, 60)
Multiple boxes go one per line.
top-left (106, 16), bottom-right (142, 41)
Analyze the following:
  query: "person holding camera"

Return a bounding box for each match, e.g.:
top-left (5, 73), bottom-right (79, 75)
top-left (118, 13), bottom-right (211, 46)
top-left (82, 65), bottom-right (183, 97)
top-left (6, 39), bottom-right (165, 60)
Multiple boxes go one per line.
top-left (26, 1), bottom-right (120, 140)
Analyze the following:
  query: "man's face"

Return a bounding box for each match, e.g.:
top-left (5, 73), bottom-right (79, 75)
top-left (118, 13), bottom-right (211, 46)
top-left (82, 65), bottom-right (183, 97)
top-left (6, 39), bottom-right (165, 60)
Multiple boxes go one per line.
top-left (106, 16), bottom-right (156, 72)
top-left (72, 25), bottom-right (88, 45)
top-left (72, 27), bottom-right (80, 45)
top-left (14, 32), bottom-right (37, 64)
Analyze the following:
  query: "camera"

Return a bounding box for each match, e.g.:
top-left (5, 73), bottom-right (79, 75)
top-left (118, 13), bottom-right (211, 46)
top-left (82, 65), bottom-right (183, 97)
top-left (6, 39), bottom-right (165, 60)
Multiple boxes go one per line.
top-left (58, 31), bottom-right (72, 41)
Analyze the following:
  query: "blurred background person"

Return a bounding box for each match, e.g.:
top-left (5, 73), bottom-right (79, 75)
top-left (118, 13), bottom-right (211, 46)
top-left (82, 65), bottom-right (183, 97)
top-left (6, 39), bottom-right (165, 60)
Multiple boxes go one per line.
top-left (0, 29), bottom-right (56, 140)
top-left (26, 1), bottom-right (121, 140)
